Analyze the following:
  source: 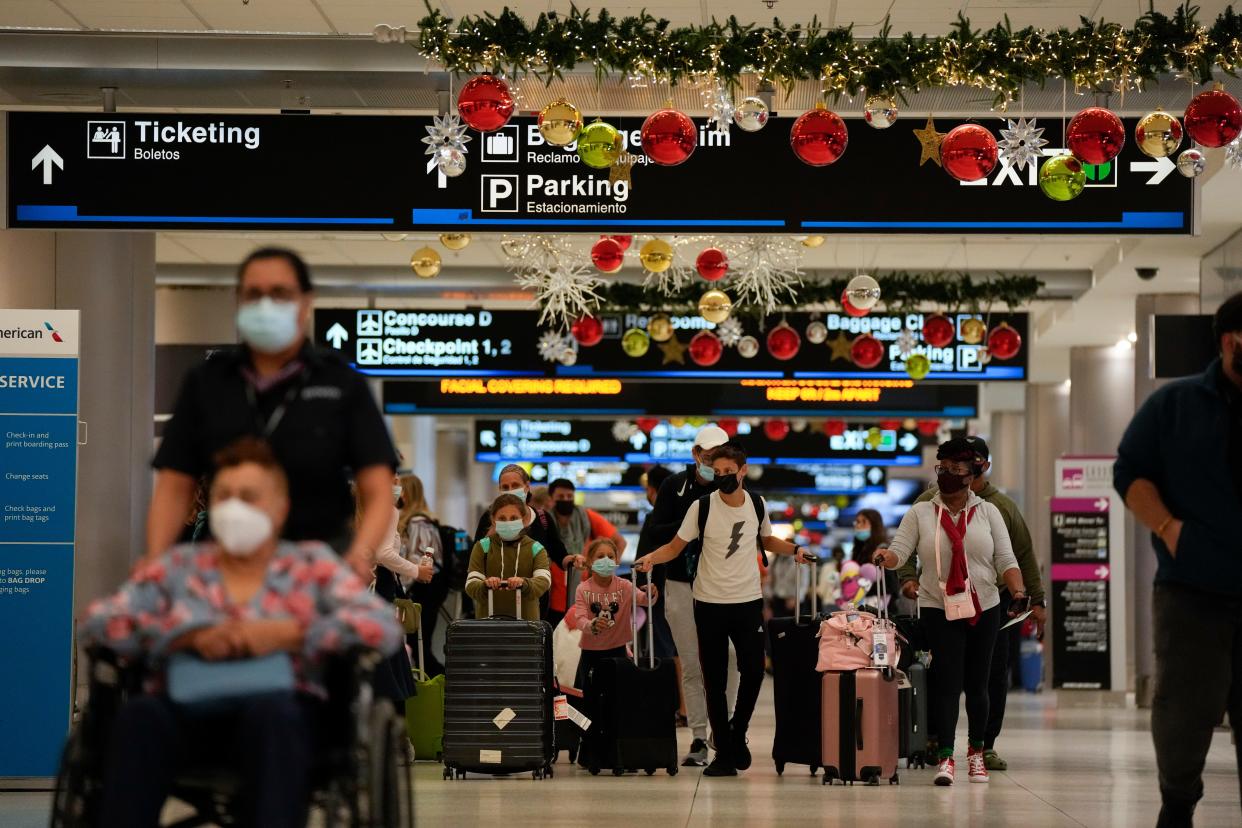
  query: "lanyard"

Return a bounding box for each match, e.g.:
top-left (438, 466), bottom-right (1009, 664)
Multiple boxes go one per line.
top-left (244, 368), bottom-right (307, 439)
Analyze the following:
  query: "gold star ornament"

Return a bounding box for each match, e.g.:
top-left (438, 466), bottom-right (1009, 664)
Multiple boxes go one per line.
top-left (827, 332), bottom-right (854, 362)
top-left (658, 334), bottom-right (687, 365)
top-left (914, 115), bottom-right (945, 167)
top-left (610, 151), bottom-right (637, 187)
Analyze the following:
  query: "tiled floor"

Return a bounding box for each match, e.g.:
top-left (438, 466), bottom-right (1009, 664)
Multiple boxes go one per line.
top-left (2, 687), bottom-right (1238, 827)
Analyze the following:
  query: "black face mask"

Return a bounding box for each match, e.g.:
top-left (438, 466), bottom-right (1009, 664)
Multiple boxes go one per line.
top-left (937, 471), bottom-right (970, 495)
top-left (717, 474), bottom-right (741, 495)
top-left (554, 500), bottom-right (576, 517)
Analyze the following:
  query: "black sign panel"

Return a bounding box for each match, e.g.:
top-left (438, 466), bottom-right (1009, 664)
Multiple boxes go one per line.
top-left (313, 308), bottom-right (1027, 382)
top-left (1050, 497), bottom-right (1112, 691)
top-left (384, 377), bottom-right (977, 417)
top-left (7, 112), bottom-right (1191, 234)
top-left (474, 417), bottom-right (923, 466)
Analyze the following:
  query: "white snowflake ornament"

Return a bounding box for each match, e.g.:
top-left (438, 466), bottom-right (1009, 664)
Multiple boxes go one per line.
top-left (421, 113), bottom-right (471, 157)
top-left (997, 117), bottom-right (1048, 172)
top-left (537, 330), bottom-right (574, 363)
top-left (895, 330), bottom-right (918, 357)
top-left (705, 83), bottom-right (735, 136)
top-left (716, 317), bottom-right (744, 347)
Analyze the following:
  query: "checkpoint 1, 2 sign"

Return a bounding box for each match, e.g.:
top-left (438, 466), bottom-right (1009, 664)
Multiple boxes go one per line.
top-left (313, 308), bottom-right (1029, 382)
top-left (5, 112), bottom-right (1192, 234)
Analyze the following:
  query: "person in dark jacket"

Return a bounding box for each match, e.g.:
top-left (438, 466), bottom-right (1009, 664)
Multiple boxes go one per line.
top-left (643, 425), bottom-right (734, 767)
top-left (1114, 292), bottom-right (1242, 828)
top-left (473, 464), bottom-right (570, 624)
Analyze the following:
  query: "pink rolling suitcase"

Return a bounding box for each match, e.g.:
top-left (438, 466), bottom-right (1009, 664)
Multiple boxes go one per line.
top-left (820, 668), bottom-right (900, 786)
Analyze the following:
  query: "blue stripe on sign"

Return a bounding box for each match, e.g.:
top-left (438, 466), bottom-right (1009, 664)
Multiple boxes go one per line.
top-left (800, 211), bottom-right (1184, 230)
top-left (771, 457), bottom-right (918, 466)
top-left (17, 205), bottom-right (393, 225)
top-left (411, 208), bottom-right (785, 227)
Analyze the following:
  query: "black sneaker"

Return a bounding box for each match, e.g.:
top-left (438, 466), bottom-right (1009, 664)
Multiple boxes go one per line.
top-left (682, 738), bottom-right (709, 767)
top-left (731, 731), bottom-right (752, 771)
top-left (702, 756), bottom-right (738, 777)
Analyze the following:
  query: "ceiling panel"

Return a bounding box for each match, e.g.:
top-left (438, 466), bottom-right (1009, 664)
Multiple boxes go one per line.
top-left (0, 1), bottom-right (83, 28)
top-left (58, 0), bottom-right (207, 30)
top-left (183, 0), bottom-right (335, 33)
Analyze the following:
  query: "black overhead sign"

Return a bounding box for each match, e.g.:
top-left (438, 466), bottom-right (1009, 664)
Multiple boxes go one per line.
top-left (6, 112), bottom-right (1192, 234)
top-left (313, 309), bottom-right (1028, 382)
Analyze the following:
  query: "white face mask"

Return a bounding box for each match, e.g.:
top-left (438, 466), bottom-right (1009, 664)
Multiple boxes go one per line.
top-left (392, 484), bottom-right (404, 503)
top-left (235, 297), bottom-right (302, 354)
top-left (500, 486), bottom-right (527, 499)
top-left (208, 498), bottom-right (274, 557)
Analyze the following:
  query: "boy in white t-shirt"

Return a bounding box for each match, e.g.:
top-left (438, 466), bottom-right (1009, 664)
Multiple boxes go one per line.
top-left (635, 443), bottom-right (814, 777)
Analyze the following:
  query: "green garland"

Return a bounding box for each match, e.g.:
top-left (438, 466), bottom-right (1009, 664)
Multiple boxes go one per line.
top-left (584, 271), bottom-right (1043, 317)
top-left (416, 3), bottom-right (1242, 105)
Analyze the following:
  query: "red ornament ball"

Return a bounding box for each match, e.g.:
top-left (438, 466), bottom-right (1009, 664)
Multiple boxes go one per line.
top-left (879, 419), bottom-right (902, 432)
top-left (590, 237), bottom-right (625, 273)
top-left (1184, 87), bottom-right (1242, 148)
top-left (916, 419), bottom-right (940, 437)
top-left (641, 108), bottom-right (698, 166)
top-left (688, 330), bottom-right (723, 366)
top-left (851, 334), bottom-right (884, 369)
top-left (636, 417), bottom-right (660, 433)
top-left (790, 107), bottom-right (849, 166)
top-left (987, 322), bottom-right (1023, 360)
top-left (718, 417), bottom-right (740, 437)
top-left (922, 314), bottom-right (955, 348)
top-left (1067, 107), bottom-right (1126, 165)
top-left (571, 315), bottom-right (604, 347)
top-left (940, 124), bottom-right (998, 182)
top-left (764, 419), bottom-right (791, 442)
top-left (456, 74), bottom-right (515, 132)
top-left (604, 234), bottom-right (633, 251)
top-left (696, 247), bottom-right (729, 281)
top-left (841, 289), bottom-right (869, 318)
top-left (823, 420), bottom-right (847, 437)
top-left (767, 324), bottom-right (802, 361)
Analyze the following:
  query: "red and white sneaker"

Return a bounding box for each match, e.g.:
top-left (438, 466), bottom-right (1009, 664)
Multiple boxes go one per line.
top-left (933, 757), bottom-right (956, 786)
top-left (967, 748), bottom-right (990, 784)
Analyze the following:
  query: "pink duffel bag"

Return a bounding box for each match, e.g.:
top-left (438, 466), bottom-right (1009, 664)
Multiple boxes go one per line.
top-left (815, 576), bottom-right (902, 672)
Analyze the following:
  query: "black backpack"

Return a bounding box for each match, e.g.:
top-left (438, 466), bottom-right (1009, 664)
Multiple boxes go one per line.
top-left (437, 523), bottom-right (472, 591)
top-left (683, 492), bottom-right (770, 580)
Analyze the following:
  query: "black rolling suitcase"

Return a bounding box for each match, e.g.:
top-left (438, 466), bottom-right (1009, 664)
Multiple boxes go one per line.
top-left (442, 588), bottom-right (555, 780)
top-left (582, 571), bottom-right (680, 776)
top-left (768, 559), bottom-right (822, 776)
top-left (898, 660), bottom-right (929, 769)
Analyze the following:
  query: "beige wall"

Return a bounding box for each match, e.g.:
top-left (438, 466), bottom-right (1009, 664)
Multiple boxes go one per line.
top-left (155, 285), bottom-right (236, 344)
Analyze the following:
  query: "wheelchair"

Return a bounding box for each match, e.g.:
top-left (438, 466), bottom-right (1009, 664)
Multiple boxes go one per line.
top-left (49, 646), bottom-right (414, 827)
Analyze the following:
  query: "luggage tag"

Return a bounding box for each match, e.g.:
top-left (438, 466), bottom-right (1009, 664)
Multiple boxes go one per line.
top-left (553, 694), bottom-right (569, 721)
top-left (871, 627), bottom-right (891, 668)
top-left (566, 703), bottom-right (592, 732)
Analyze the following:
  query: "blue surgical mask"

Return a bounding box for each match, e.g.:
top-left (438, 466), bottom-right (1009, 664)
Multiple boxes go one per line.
top-left (591, 558), bottom-right (619, 577)
top-left (496, 519), bottom-right (523, 541)
top-left (236, 297), bottom-right (302, 354)
top-left (697, 463), bottom-right (716, 482)
top-left (855, 529), bottom-right (871, 542)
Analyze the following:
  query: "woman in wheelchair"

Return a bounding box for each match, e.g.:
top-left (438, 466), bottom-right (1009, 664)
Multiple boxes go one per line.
top-left (77, 438), bottom-right (403, 828)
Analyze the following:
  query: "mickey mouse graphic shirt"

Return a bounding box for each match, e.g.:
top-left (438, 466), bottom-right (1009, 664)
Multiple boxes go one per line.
top-left (574, 575), bottom-right (654, 651)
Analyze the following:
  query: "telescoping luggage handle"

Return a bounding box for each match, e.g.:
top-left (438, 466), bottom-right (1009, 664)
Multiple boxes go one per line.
top-left (486, 586), bottom-right (524, 621)
top-left (630, 568), bottom-right (656, 669)
top-left (794, 556), bottom-right (818, 625)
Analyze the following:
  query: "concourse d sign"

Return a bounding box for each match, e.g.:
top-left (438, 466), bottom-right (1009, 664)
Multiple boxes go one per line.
top-left (6, 112), bottom-right (1192, 234)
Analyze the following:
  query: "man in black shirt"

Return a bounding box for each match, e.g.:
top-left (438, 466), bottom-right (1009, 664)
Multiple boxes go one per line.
top-left (147, 248), bottom-right (398, 578)
top-left (644, 425), bottom-right (734, 767)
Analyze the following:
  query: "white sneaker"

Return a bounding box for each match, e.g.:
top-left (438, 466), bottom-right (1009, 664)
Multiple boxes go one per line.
top-left (967, 750), bottom-right (990, 784)
top-left (933, 756), bottom-right (955, 786)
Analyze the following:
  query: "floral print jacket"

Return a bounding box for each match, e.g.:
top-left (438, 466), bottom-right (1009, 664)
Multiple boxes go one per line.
top-left (79, 541), bottom-right (403, 697)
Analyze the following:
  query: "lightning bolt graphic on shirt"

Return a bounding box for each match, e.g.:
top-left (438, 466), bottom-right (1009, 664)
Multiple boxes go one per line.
top-left (725, 521), bottom-right (746, 558)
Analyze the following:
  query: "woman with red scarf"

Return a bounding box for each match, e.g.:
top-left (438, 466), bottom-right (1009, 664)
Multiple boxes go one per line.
top-left (874, 438), bottom-right (1027, 787)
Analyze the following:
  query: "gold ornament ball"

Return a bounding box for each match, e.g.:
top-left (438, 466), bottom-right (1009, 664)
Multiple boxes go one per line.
top-left (647, 313), bottom-right (674, 342)
top-left (669, 416), bottom-right (687, 427)
top-left (501, 237), bottom-right (530, 259)
top-left (1135, 109), bottom-right (1183, 158)
top-left (538, 98), bottom-right (584, 147)
top-left (902, 417), bottom-right (918, 431)
top-left (410, 246), bottom-right (442, 278)
top-left (698, 289), bottom-right (734, 324)
top-left (621, 327), bottom-right (651, 358)
top-left (440, 232), bottom-right (471, 251)
top-left (640, 239), bottom-right (674, 273)
top-left (801, 235), bottom-right (826, 248)
top-left (960, 317), bottom-right (987, 345)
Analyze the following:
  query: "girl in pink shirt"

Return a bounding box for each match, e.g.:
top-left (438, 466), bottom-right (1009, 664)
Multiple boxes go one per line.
top-left (573, 538), bottom-right (658, 689)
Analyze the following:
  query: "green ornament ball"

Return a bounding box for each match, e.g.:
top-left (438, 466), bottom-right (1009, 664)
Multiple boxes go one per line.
top-left (577, 120), bottom-right (623, 169)
top-left (621, 327), bottom-right (650, 357)
top-left (1039, 153), bottom-right (1086, 202)
top-left (905, 353), bottom-right (931, 380)
top-left (865, 427), bottom-right (883, 449)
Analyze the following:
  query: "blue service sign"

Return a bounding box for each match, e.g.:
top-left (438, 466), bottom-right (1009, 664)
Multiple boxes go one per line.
top-left (0, 309), bottom-right (79, 778)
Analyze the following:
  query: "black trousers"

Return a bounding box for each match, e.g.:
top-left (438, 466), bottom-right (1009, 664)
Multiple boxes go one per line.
top-left (924, 604), bottom-right (1001, 754)
top-left (1151, 583), bottom-right (1242, 827)
top-left (984, 588), bottom-right (1016, 750)
top-left (408, 573), bottom-right (449, 678)
top-left (100, 692), bottom-right (316, 828)
top-left (694, 598), bottom-right (766, 758)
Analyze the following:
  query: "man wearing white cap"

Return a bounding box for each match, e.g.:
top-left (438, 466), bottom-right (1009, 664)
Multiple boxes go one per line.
top-left (643, 424), bottom-right (737, 766)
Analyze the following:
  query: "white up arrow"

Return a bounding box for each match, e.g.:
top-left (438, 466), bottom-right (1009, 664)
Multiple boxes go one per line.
top-left (31, 145), bottom-right (63, 185)
top-left (325, 322), bottom-right (349, 349)
top-left (1129, 155), bottom-right (1175, 185)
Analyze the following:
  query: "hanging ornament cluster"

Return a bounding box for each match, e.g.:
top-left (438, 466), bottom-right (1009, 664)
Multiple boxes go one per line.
top-left (642, 107), bottom-right (697, 166)
top-left (457, 74), bottom-right (514, 132)
top-left (578, 120), bottom-right (623, 169)
top-left (996, 117), bottom-right (1048, 171)
top-left (733, 97), bottom-right (769, 132)
top-left (1135, 108), bottom-right (1183, 159)
top-left (1183, 84), bottom-right (1242, 148)
top-left (537, 98), bottom-right (583, 147)
top-left (940, 124), bottom-right (998, 182)
top-left (421, 112), bottom-right (472, 178)
top-left (863, 95), bottom-right (899, 129)
top-left (1067, 107), bottom-right (1125, 165)
top-left (791, 104), bottom-right (849, 166)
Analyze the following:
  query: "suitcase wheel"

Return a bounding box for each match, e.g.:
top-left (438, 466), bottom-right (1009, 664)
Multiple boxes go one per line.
top-left (645, 768), bottom-right (655, 776)
top-left (456, 770), bottom-right (466, 780)
top-left (546, 764), bottom-right (555, 779)
top-left (821, 776), bottom-right (831, 786)
top-left (775, 761), bottom-right (785, 776)
top-left (889, 773), bottom-right (900, 785)
top-left (442, 767), bottom-right (452, 781)
top-left (612, 767), bottom-right (625, 777)
top-left (589, 767), bottom-right (601, 776)
top-left (667, 766), bottom-right (678, 776)
top-left (810, 765), bottom-right (819, 776)
top-left (866, 775), bottom-right (879, 786)
top-left (533, 770), bottom-right (542, 780)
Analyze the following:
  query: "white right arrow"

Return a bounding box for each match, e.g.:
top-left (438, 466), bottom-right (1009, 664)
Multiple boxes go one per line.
top-left (325, 322), bottom-right (349, 349)
top-left (898, 432), bottom-right (919, 452)
top-left (1129, 156), bottom-right (1175, 185)
top-left (1094, 497), bottom-right (1109, 512)
top-left (31, 145), bottom-right (63, 185)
